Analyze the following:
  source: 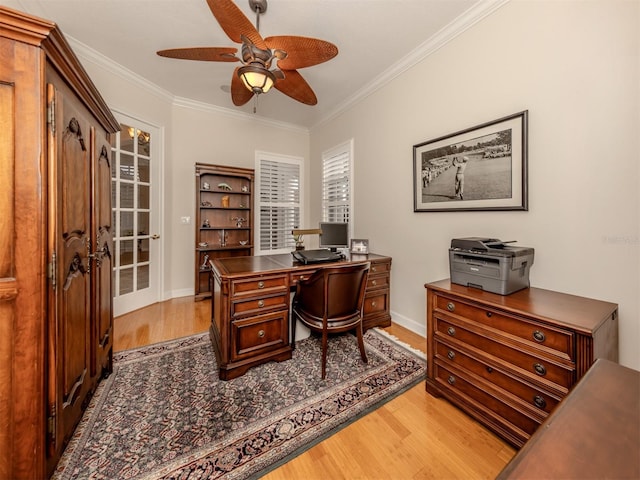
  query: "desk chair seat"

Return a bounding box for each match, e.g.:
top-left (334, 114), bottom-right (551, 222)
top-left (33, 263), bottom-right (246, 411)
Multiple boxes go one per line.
top-left (291, 262), bottom-right (370, 379)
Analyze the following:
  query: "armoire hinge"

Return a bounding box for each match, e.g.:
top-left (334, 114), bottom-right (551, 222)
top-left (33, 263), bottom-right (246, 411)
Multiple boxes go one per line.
top-left (47, 98), bottom-right (55, 133)
top-left (48, 252), bottom-right (57, 289)
top-left (47, 404), bottom-right (56, 446)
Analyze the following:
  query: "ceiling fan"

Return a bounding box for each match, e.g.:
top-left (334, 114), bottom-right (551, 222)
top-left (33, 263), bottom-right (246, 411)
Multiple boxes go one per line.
top-left (157, 0), bottom-right (338, 109)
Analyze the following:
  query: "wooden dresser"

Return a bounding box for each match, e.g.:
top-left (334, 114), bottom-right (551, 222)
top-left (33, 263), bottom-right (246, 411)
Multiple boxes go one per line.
top-left (425, 279), bottom-right (618, 448)
top-left (211, 253), bottom-right (391, 379)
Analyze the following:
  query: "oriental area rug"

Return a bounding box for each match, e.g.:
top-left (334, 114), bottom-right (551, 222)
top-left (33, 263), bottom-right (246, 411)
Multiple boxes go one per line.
top-left (52, 329), bottom-right (426, 480)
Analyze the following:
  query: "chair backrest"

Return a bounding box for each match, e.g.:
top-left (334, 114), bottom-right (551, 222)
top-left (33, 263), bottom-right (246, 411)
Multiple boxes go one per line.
top-left (294, 262), bottom-right (370, 325)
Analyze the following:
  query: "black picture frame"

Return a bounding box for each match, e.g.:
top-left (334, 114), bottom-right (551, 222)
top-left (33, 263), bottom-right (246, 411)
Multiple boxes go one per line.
top-left (413, 111), bottom-right (528, 212)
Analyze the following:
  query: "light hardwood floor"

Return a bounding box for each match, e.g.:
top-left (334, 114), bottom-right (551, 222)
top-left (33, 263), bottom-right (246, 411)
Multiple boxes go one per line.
top-left (114, 297), bottom-right (516, 479)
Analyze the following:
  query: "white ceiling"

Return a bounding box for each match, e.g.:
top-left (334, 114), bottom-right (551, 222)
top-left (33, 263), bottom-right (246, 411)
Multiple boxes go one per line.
top-left (3, 0), bottom-right (503, 128)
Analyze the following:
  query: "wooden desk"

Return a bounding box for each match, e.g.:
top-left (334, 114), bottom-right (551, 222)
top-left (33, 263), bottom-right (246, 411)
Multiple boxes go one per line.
top-left (497, 359), bottom-right (640, 479)
top-left (210, 253), bottom-right (392, 379)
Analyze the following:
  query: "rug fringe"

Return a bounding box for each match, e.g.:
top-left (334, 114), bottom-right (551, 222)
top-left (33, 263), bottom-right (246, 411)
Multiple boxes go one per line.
top-left (371, 328), bottom-right (426, 359)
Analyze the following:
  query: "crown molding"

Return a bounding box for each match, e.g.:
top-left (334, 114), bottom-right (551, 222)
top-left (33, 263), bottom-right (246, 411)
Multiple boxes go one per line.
top-left (67, 36), bottom-right (175, 102)
top-left (172, 96), bottom-right (309, 134)
top-left (312, 0), bottom-right (511, 129)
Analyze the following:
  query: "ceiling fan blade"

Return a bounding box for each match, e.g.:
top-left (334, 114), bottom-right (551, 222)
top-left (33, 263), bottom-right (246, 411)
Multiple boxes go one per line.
top-left (274, 69), bottom-right (317, 105)
top-left (264, 36), bottom-right (338, 70)
top-left (206, 0), bottom-right (267, 50)
top-left (231, 68), bottom-right (254, 106)
top-left (156, 47), bottom-right (239, 62)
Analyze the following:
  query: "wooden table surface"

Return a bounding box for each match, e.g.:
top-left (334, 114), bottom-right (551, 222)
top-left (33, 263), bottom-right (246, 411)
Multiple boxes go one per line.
top-left (497, 358), bottom-right (640, 479)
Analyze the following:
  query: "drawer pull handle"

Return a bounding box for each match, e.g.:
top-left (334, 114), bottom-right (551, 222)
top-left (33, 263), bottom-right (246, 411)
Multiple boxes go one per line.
top-left (371, 266), bottom-right (377, 272)
top-left (447, 375), bottom-right (456, 385)
top-left (447, 302), bottom-right (455, 312)
top-left (447, 350), bottom-right (456, 360)
top-left (533, 330), bottom-right (546, 343)
top-left (258, 300), bottom-right (265, 308)
top-left (258, 329), bottom-right (265, 338)
top-left (447, 326), bottom-right (456, 336)
top-left (258, 281), bottom-right (265, 289)
top-left (486, 366), bottom-right (493, 373)
top-left (371, 301), bottom-right (377, 308)
top-left (533, 363), bottom-right (547, 376)
top-left (533, 395), bottom-right (547, 409)
top-left (372, 280), bottom-right (377, 286)
top-left (486, 311), bottom-right (492, 318)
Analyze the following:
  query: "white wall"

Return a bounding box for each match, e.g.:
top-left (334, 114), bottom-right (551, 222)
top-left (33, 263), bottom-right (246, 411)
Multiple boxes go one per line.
top-left (168, 104), bottom-right (309, 296)
top-left (310, 0), bottom-right (640, 369)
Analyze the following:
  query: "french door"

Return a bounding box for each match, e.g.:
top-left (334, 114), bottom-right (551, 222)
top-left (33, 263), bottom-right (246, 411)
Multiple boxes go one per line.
top-left (111, 113), bottom-right (162, 316)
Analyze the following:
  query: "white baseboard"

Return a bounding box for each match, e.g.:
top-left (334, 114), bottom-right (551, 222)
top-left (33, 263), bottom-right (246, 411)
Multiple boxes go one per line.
top-left (163, 288), bottom-right (194, 301)
top-left (389, 310), bottom-right (426, 338)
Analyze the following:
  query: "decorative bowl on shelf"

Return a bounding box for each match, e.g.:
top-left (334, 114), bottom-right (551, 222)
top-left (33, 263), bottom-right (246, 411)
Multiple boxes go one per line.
top-left (239, 240), bottom-right (248, 245)
top-left (198, 242), bottom-right (208, 247)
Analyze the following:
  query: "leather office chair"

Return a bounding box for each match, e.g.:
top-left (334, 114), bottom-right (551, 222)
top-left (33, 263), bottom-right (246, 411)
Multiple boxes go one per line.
top-left (291, 262), bottom-right (370, 379)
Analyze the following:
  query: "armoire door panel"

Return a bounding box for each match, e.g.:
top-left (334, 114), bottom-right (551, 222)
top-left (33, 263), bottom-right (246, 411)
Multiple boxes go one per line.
top-left (50, 84), bottom-right (93, 454)
top-left (61, 252), bottom-right (88, 405)
top-left (61, 116), bottom-right (90, 241)
top-left (93, 140), bottom-right (114, 376)
top-left (0, 74), bottom-right (17, 480)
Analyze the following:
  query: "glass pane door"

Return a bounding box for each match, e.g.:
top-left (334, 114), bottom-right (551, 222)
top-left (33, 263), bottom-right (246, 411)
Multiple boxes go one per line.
top-left (111, 117), bottom-right (160, 316)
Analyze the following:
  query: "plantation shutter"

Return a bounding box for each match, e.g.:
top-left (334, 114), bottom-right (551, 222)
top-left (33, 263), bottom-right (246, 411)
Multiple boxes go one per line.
top-left (322, 141), bottom-right (352, 224)
top-left (256, 153), bottom-right (302, 254)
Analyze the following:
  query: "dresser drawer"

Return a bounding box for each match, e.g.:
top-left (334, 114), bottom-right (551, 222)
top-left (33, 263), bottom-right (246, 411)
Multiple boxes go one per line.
top-left (231, 293), bottom-right (289, 318)
top-left (435, 340), bottom-right (561, 415)
top-left (434, 362), bottom-right (542, 442)
top-left (231, 310), bottom-right (287, 360)
top-left (435, 316), bottom-right (574, 393)
top-left (435, 294), bottom-right (574, 360)
top-left (230, 274), bottom-right (288, 297)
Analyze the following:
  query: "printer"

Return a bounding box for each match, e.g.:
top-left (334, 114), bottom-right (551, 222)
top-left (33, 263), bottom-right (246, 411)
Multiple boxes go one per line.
top-left (449, 237), bottom-right (534, 295)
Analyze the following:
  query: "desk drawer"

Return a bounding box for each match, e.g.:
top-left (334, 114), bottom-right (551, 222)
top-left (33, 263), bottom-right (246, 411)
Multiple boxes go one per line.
top-left (369, 259), bottom-right (391, 275)
top-left (364, 291), bottom-right (388, 316)
top-left (290, 270), bottom-right (317, 286)
top-left (231, 310), bottom-right (287, 360)
top-left (231, 293), bottom-right (289, 318)
top-left (435, 294), bottom-right (573, 360)
top-left (435, 316), bottom-right (574, 393)
top-left (230, 274), bottom-right (288, 297)
top-left (367, 272), bottom-right (389, 290)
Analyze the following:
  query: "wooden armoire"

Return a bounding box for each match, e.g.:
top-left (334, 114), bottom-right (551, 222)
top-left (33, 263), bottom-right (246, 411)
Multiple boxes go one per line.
top-left (0, 7), bottom-right (120, 479)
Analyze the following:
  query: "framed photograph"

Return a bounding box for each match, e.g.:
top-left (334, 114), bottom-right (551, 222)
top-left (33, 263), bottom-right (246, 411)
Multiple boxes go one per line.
top-left (350, 239), bottom-right (369, 254)
top-left (413, 111), bottom-right (528, 212)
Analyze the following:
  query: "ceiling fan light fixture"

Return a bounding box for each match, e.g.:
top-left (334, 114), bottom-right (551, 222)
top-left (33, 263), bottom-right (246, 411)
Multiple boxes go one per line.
top-left (238, 65), bottom-right (275, 94)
